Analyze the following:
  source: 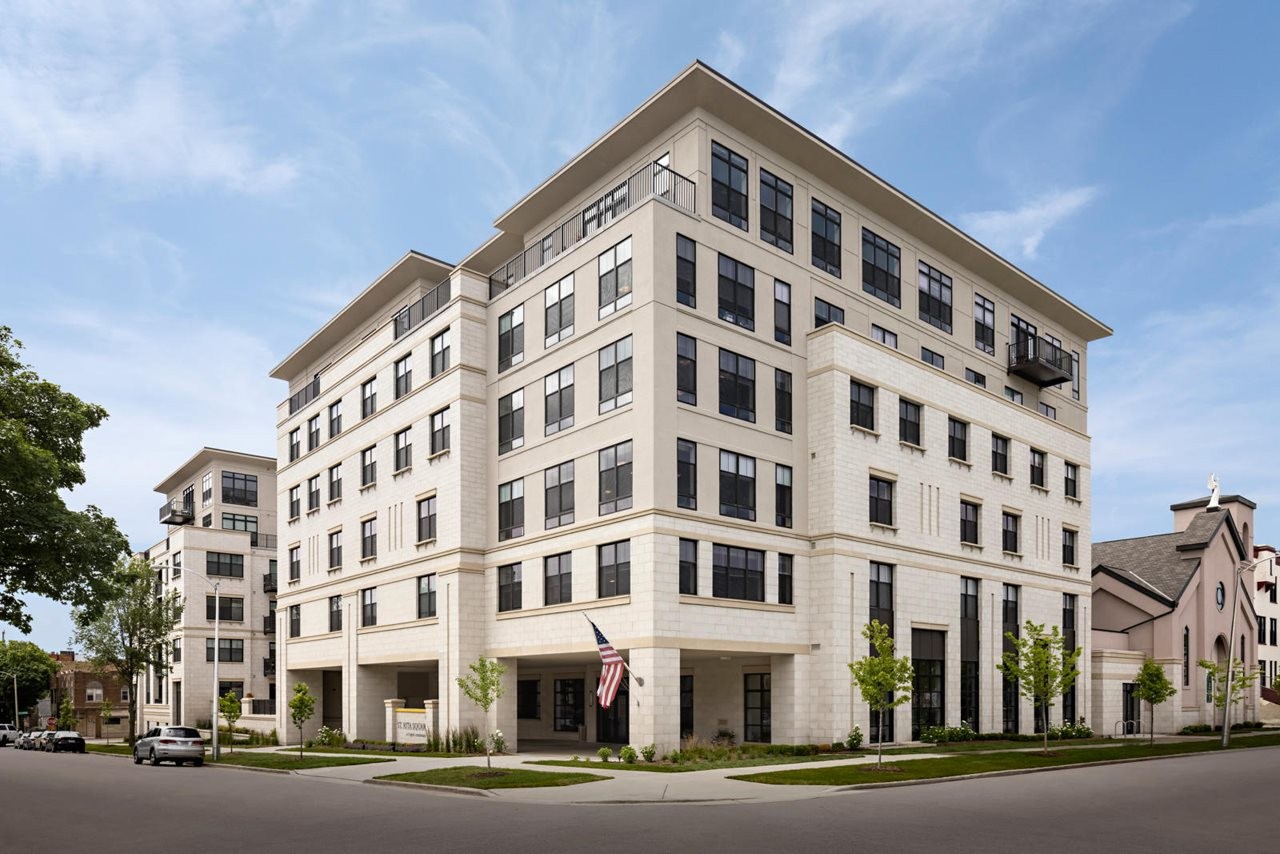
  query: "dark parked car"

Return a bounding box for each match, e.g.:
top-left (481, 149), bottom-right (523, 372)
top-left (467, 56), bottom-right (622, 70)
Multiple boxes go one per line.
top-left (47, 731), bottom-right (86, 753)
top-left (133, 726), bottom-right (205, 767)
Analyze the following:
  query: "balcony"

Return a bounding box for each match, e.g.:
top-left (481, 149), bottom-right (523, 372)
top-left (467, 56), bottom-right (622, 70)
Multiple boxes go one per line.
top-left (159, 498), bottom-right (194, 526)
top-left (251, 698), bottom-right (276, 715)
top-left (262, 616), bottom-right (276, 634)
top-left (1008, 336), bottom-right (1072, 387)
top-left (263, 572), bottom-right (278, 593)
top-left (393, 277), bottom-right (452, 340)
top-left (263, 658), bottom-right (276, 678)
top-left (288, 377), bottom-right (320, 416)
top-left (489, 162), bottom-right (696, 298)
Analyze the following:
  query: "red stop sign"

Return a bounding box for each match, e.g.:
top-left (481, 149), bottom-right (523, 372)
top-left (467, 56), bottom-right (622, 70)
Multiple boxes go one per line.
top-left (46, 716), bottom-right (56, 728)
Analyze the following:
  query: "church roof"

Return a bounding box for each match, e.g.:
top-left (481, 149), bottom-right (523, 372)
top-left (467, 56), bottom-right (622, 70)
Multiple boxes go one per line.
top-left (1092, 510), bottom-right (1239, 605)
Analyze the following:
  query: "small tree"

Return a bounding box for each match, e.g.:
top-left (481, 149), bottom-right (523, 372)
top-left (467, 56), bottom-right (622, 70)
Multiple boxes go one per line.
top-left (847, 620), bottom-right (913, 767)
top-left (288, 683), bottom-right (316, 760)
top-left (98, 697), bottom-right (114, 743)
top-left (456, 656), bottom-right (506, 769)
top-left (1133, 658), bottom-right (1177, 746)
top-left (56, 694), bottom-right (77, 730)
top-left (997, 621), bottom-right (1081, 756)
top-left (218, 691), bottom-right (242, 753)
top-left (1199, 657), bottom-right (1259, 744)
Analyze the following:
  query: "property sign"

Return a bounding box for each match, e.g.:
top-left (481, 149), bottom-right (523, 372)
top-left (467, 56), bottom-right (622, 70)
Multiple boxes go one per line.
top-left (394, 711), bottom-right (429, 744)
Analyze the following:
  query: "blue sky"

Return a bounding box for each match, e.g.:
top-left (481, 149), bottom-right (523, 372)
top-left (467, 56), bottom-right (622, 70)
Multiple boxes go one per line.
top-left (2, 0), bottom-right (1277, 650)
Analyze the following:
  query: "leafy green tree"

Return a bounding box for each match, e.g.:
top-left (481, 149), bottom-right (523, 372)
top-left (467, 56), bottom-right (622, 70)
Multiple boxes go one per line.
top-left (456, 656), bottom-right (506, 769)
top-left (289, 682), bottom-right (316, 760)
top-left (1198, 657), bottom-right (1259, 744)
top-left (998, 621), bottom-right (1082, 756)
top-left (218, 691), bottom-right (242, 753)
top-left (0, 639), bottom-right (59, 726)
top-left (98, 696), bottom-right (115, 743)
top-left (56, 693), bottom-right (76, 730)
top-left (0, 326), bottom-right (129, 632)
top-left (1134, 658), bottom-right (1177, 746)
top-left (73, 557), bottom-right (182, 743)
top-left (847, 620), bottom-right (914, 767)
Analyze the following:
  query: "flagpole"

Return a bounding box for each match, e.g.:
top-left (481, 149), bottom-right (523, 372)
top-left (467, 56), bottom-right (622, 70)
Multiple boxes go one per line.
top-left (583, 613), bottom-right (644, 687)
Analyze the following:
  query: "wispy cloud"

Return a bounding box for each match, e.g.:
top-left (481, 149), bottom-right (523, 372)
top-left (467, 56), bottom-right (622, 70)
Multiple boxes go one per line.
top-left (960, 185), bottom-right (1100, 259)
top-left (712, 32), bottom-right (746, 78)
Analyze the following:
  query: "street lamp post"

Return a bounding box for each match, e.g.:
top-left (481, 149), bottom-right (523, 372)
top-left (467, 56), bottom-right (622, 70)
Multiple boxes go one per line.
top-left (1, 670), bottom-right (17, 729)
top-left (152, 562), bottom-right (221, 760)
top-left (1221, 553), bottom-right (1276, 749)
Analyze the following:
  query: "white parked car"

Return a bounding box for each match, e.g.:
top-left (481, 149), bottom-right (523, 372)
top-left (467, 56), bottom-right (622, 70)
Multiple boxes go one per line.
top-left (0, 724), bottom-right (17, 746)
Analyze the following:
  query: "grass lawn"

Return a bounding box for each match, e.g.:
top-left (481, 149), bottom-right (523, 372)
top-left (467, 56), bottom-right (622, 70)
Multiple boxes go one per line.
top-left (284, 746), bottom-right (475, 758)
top-left (731, 732), bottom-right (1280, 786)
top-left (376, 766), bottom-right (607, 789)
top-left (215, 752), bottom-right (395, 770)
top-left (86, 743), bottom-right (134, 755)
top-left (884, 738), bottom-right (1111, 755)
top-left (531, 753), bottom-right (856, 773)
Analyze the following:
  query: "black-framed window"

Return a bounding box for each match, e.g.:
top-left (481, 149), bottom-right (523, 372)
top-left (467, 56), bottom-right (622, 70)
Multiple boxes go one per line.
top-left (960, 501), bottom-right (980, 545)
top-left (677, 439), bottom-right (697, 510)
top-left (961, 577), bottom-right (979, 731)
top-left (598, 540), bottom-right (631, 598)
top-left (206, 638), bottom-right (244, 663)
top-left (676, 234), bottom-right (696, 307)
top-left (288, 485), bottom-right (300, 519)
top-left (815, 297), bottom-right (844, 328)
top-left (872, 325), bottom-right (897, 348)
top-left (1183, 626), bottom-right (1190, 687)
top-left (760, 169), bottom-right (793, 252)
top-left (417, 574), bottom-right (436, 619)
top-left (288, 546), bottom-right (300, 581)
top-left (948, 418), bottom-right (968, 461)
top-left (328, 464), bottom-right (341, 502)
top-left (1062, 593), bottom-right (1078, 723)
top-left (545, 365), bottom-right (574, 435)
top-left (1002, 585), bottom-right (1020, 733)
top-left (1038, 402), bottom-right (1057, 420)
top-left (598, 440), bottom-right (633, 515)
top-left (288, 604), bottom-right (300, 638)
top-left (744, 673), bottom-right (771, 743)
top-left (850, 380), bottom-right (875, 430)
top-left (1005, 386), bottom-right (1024, 405)
top-left (544, 461), bottom-right (575, 529)
top-left (288, 428), bottom-right (299, 462)
top-left (775, 464), bottom-right (793, 528)
top-left (1011, 315), bottom-right (1037, 346)
top-left (775, 369), bottom-right (792, 434)
top-left (360, 446), bottom-right (376, 486)
top-left (718, 450), bottom-right (756, 521)
top-left (718, 349), bottom-right (755, 422)
top-left (205, 596), bottom-right (243, 622)
top-left (206, 552), bottom-right (244, 578)
top-left (223, 512), bottom-right (259, 538)
top-left (498, 479), bottom-right (524, 541)
top-left (599, 336), bottom-right (633, 412)
top-left (1062, 528), bottom-right (1078, 566)
top-left (554, 678), bottom-right (585, 732)
top-left (544, 552), bottom-right (572, 606)
top-left (328, 400), bottom-right (342, 438)
top-left (899, 399), bottom-right (921, 445)
top-left (679, 539), bottom-right (698, 595)
top-left (361, 377), bottom-right (376, 419)
top-left (774, 280), bottom-right (791, 345)
top-left (1071, 351), bottom-right (1081, 400)
top-left (921, 347), bottom-right (944, 369)
top-left (305, 475), bottom-right (319, 511)
top-left (992, 434), bottom-right (1010, 475)
top-left (677, 333), bottom-right (697, 405)
top-left (328, 530), bottom-right (342, 568)
top-left (811, 198), bottom-right (841, 276)
top-left (416, 495), bottom-right (437, 542)
top-left (713, 544), bottom-right (764, 602)
top-left (1030, 449), bottom-right (1046, 487)
top-left (498, 563), bottom-right (522, 613)
top-left (307, 414), bottom-right (320, 450)
top-left (862, 228), bottom-right (901, 307)
top-left (974, 294), bottom-right (996, 355)
top-left (711, 141), bottom-right (748, 229)
top-left (430, 407), bottom-right (450, 454)
top-left (544, 275), bottom-right (574, 347)
top-left (1064, 462), bottom-right (1079, 498)
top-left (430, 329), bottom-right (450, 377)
top-left (394, 428), bottom-right (412, 472)
top-left (869, 477), bottom-right (894, 526)
top-left (1002, 512), bottom-right (1020, 553)
top-left (173, 638), bottom-right (182, 662)
top-left (680, 674), bottom-right (694, 737)
top-left (498, 305), bottom-right (524, 372)
top-left (965, 368), bottom-right (986, 387)
top-left (778, 554), bottom-right (793, 605)
top-left (918, 262), bottom-right (953, 333)
top-left (517, 679), bottom-right (540, 720)
top-left (329, 595), bottom-right (342, 632)
top-left (361, 587), bottom-right (377, 627)
top-left (394, 354), bottom-right (412, 399)
top-left (361, 517), bottom-right (377, 559)
top-left (717, 254), bottom-right (755, 330)
top-left (598, 236), bottom-right (633, 318)
top-left (201, 474), bottom-right (212, 505)
top-left (498, 390), bottom-right (524, 454)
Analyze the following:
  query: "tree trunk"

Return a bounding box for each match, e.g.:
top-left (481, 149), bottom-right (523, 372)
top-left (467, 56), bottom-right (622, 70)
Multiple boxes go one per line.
top-left (1149, 701), bottom-right (1155, 747)
top-left (126, 682), bottom-right (137, 745)
top-left (877, 714), bottom-right (883, 767)
top-left (298, 726), bottom-right (303, 760)
top-left (486, 744), bottom-right (492, 770)
top-left (1043, 702), bottom-right (1049, 756)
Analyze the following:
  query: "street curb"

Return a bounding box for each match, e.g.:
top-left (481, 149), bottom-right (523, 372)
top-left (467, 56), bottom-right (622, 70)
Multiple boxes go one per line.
top-left (364, 778), bottom-right (492, 798)
top-left (207, 761), bottom-right (291, 775)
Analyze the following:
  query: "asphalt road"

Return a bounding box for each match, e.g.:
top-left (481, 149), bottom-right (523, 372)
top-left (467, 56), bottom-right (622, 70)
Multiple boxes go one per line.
top-left (2, 746), bottom-right (1277, 853)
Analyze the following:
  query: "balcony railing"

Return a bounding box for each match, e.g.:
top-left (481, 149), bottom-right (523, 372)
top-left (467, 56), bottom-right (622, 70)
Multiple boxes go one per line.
top-left (263, 616), bottom-right (276, 634)
top-left (251, 698), bottom-right (276, 715)
top-left (250, 533), bottom-right (277, 550)
top-left (263, 573), bottom-right (278, 593)
top-left (288, 377), bottom-right (320, 415)
top-left (489, 162), bottom-right (696, 298)
top-left (393, 277), bottom-right (452, 340)
top-left (262, 658), bottom-right (276, 679)
top-left (1008, 336), bottom-right (1073, 387)
top-left (159, 499), bottom-right (195, 526)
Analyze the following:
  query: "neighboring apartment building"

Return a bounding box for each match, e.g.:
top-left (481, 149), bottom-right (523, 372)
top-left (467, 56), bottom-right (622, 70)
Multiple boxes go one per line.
top-left (1253, 542), bottom-right (1279, 693)
top-left (1092, 494), bottom-right (1264, 733)
top-left (51, 653), bottom-right (130, 739)
top-left (138, 448), bottom-right (278, 732)
top-left (270, 62), bottom-right (1110, 751)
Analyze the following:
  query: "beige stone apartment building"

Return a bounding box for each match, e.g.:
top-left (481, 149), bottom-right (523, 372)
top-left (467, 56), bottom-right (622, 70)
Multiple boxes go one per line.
top-left (1252, 541), bottom-right (1278, 720)
top-left (139, 448), bottom-right (279, 733)
top-left (270, 63), bottom-right (1110, 751)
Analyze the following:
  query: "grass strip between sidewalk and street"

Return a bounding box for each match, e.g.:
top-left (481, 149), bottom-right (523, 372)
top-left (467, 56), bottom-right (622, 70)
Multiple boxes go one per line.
top-left (375, 766), bottom-right (608, 789)
top-left (86, 744), bottom-right (134, 755)
top-left (283, 746), bottom-right (475, 758)
top-left (730, 732), bottom-right (1280, 786)
top-left (530, 753), bottom-right (851, 773)
top-left (883, 737), bottom-right (1111, 754)
top-left (215, 752), bottom-right (395, 770)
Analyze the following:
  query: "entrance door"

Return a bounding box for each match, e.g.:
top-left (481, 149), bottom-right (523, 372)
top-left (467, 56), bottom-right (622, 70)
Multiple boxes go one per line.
top-left (1122, 683), bottom-right (1142, 735)
top-left (911, 630), bottom-right (945, 740)
top-left (680, 675), bottom-right (694, 738)
top-left (744, 673), bottom-right (771, 743)
top-left (596, 678), bottom-right (629, 744)
top-left (322, 671), bottom-right (343, 729)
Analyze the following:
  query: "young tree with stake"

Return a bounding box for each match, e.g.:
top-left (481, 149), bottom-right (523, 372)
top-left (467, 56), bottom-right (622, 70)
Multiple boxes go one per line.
top-left (218, 691), bottom-right (242, 753)
top-left (1198, 657), bottom-right (1259, 745)
top-left (456, 656), bottom-right (506, 769)
top-left (997, 621), bottom-right (1082, 756)
top-left (289, 682), bottom-right (316, 760)
top-left (847, 620), bottom-right (913, 767)
top-left (1133, 658), bottom-right (1177, 746)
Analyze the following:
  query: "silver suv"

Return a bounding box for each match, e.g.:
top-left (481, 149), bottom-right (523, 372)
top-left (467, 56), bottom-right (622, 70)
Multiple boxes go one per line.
top-left (133, 726), bottom-right (205, 767)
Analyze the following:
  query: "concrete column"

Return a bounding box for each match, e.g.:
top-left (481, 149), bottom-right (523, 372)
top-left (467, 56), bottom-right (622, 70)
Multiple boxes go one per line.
top-left (769, 653), bottom-right (805, 745)
top-left (384, 698), bottom-right (405, 742)
top-left (439, 569), bottom-right (486, 734)
top-left (280, 669), bottom-right (322, 745)
top-left (627, 647), bottom-right (680, 754)
top-left (494, 657), bottom-right (518, 753)
top-left (353, 667), bottom-right (396, 740)
top-left (239, 696), bottom-right (253, 722)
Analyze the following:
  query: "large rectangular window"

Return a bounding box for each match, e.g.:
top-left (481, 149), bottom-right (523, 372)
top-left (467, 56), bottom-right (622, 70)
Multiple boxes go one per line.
top-left (717, 254), bottom-right (755, 330)
top-left (775, 369), bottom-right (792, 434)
top-left (417, 574), bottom-right (437, 619)
top-left (811, 198), bottom-right (841, 276)
top-left (544, 552), bottom-right (572, 606)
top-left (598, 441), bottom-right (633, 515)
top-left (498, 564), bottom-right (522, 613)
top-left (598, 236), bottom-right (633, 318)
top-left (544, 461), bottom-right (575, 529)
top-left (774, 280), bottom-right (791, 345)
top-left (1002, 512), bottom-right (1020, 553)
top-left (718, 349), bottom-right (756, 422)
top-left (869, 561), bottom-right (895, 743)
top-left (911, 629), bottom-right (946, 740)
top-left (206, 552), bottom-right (244, 578)
top-left (679, 539), bottom-right (698, 595)
top-left (1003, 585), bottom-right (1020, 734)
top-left (361, 377), bottom-right (376, 419)
top-left (918, 262), bottom-right (953, 333)
top-left (328, 530), bottom-right (342, 568)
top-left (718, 450), bottom-right (756, 521)
top-left (394, 428), bottom-right (412, 472)
top-left (775, 464), bottom-right (793, 528)
top-left (759, 169), bottom-right (793, 252)
top-left (394, 354), bottom-right (412, 399)
top-left (307, 414), bottom-right (320, 450)
top-left (899, 399), bottom-right (921, 446)
top-left (1030, 449), bottom-right (1046, 487)
top-left (814, 297), bottom-right (844, 328)
top-left (361, 446), bottom-right (376, 486)
top-left (205, 596), bottom-right (243, 622)
top-left (288, 546), bottom-right (300, 581)
top-left (430, 329), bottom-right (450, 377)
top-left (778, 554), bottom-right (793, 605)
top-left (711, 141), bottom-right (748, 229)
top-left (1063, 528), bottom-right (1078, 566)
top-left (430, 407), bottom-right (450, 455)
top-left (677, 439), bottom-right (697, 510)
top-left (948, 418), bottom-right (969, 462)
top-left (921, 347), bottom-right (944, 369)
top-left (545, 365), bottom-right (574, 435)
top-left (1065, 462), bottom-right (1079, 498)
top-left (329, 595), bottom-right (342, 632)
top-left (206, 638), bottom-right (244, 663)
top-left (598, 336), bottom-right (633, 412)
top-left (597, 541), bottom-right (630, 598)
top-left (974, 294), bottom-right (996, 355)
top-left (850, 380), bottom-right (876, 431)
top-left (289, 605), bottom-right (300, 638)
top-left (360, 517), bottom-right (377, 560)
top-left (1062, 593), bottom-right (1077, 724)
top-left (676, 235), bottom-right (696, 307)
top-left (361, 588), bottom-right (377, 627)
top-left (288, 428), bottom-right (299, 462)
top-left (498, 305), bottom-right (524, 371)
top-left (862, 228), bottom-right (901, 307)
top-left (676, 333), bottom-right (697, 405)
top-left (498, 479), bottom-right (524, 541)
top-left (554, 679), bottom-right (585, 733)
top-left (328, 464), bottom-right (341, 502)
top-left (222, 471), bottom-right (258, 506)
top-left (961, 577), bottom-right (980, 731)
top-left (744, 673), bottom-right (771, 743)
top-left (992, 434), bottom-right (1010, 475)
top-left (416, 496), bottom-right (437, 542)
top-left (544, 275), bottom-right (574, 347)
top-left (287, 484), bottom-right (299, 519)
top-left (517, 679), bottom-right (540, 720)
top-left (498, 390), bottom-right (524, 454)
top-left (712, 544), bottom-right (765, 602)
top-left (328, 400), bottom-right (342, 438)
top-left (869, 477), bottom-right (894, 526)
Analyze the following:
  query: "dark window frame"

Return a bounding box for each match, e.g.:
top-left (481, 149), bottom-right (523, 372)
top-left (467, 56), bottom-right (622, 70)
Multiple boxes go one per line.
top-left (711, 141), bottom-right (748, 229)
top-left (759, 168), bottom-right (794, 252)
top-left (811, 197), bottom-right (841, 277)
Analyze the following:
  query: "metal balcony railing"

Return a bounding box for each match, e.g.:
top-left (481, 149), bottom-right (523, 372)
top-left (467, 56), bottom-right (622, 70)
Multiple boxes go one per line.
top-left (159, 499), bottom-right (194, 525)
top-left (288, 377), bottom-right (320, 415)
top-left (251, 698), bottom-right (276, 715)
top-left (263, 573), bottom-right (278, 593)
top-left (263, 658), bottom-right (276, 678)
top-left (250, 533), bottom-right (277, 550)
top-left (262, 616), bottom-right (276, 634)
top-left (393, 277), bottom-right (452, 340)
top-left (1007, 336), bottom-right (1073, 387)
top-left (489, 162), bottom-right (696, 298)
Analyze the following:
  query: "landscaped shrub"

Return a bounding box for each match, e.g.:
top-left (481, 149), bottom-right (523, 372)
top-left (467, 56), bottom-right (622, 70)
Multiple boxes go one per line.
top-left (343, 726), bottom-right (485, 754)
top-left (1180, 723), bottom-right (1213, 734)
top-left (597, 746), bottom-right (613, 762)
top-left (712, 728), bottom-right (736, 746)
top-left (640, 743), bottom-right (657, 763)
top-left (920, 724), bottom-right (977, 744)
top-left (315, 725), bottom-right (346, 747)
top-left (489, 730), bottom-right (507, 755)
top-left (844, 726), bottom-right (863, 750)
top-left (619, 745), bottom-right (638, 764)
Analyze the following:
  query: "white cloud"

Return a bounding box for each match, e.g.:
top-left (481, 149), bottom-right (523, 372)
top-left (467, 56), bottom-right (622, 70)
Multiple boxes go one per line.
top-left (712, 32), bottom-right (746, 78)
top-left (960, 185), bottom-right (1100, 259)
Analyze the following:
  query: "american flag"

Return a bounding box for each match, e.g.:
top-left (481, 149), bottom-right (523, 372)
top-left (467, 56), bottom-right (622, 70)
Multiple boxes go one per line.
top-left (591, 619), bottom-right (626, 710)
